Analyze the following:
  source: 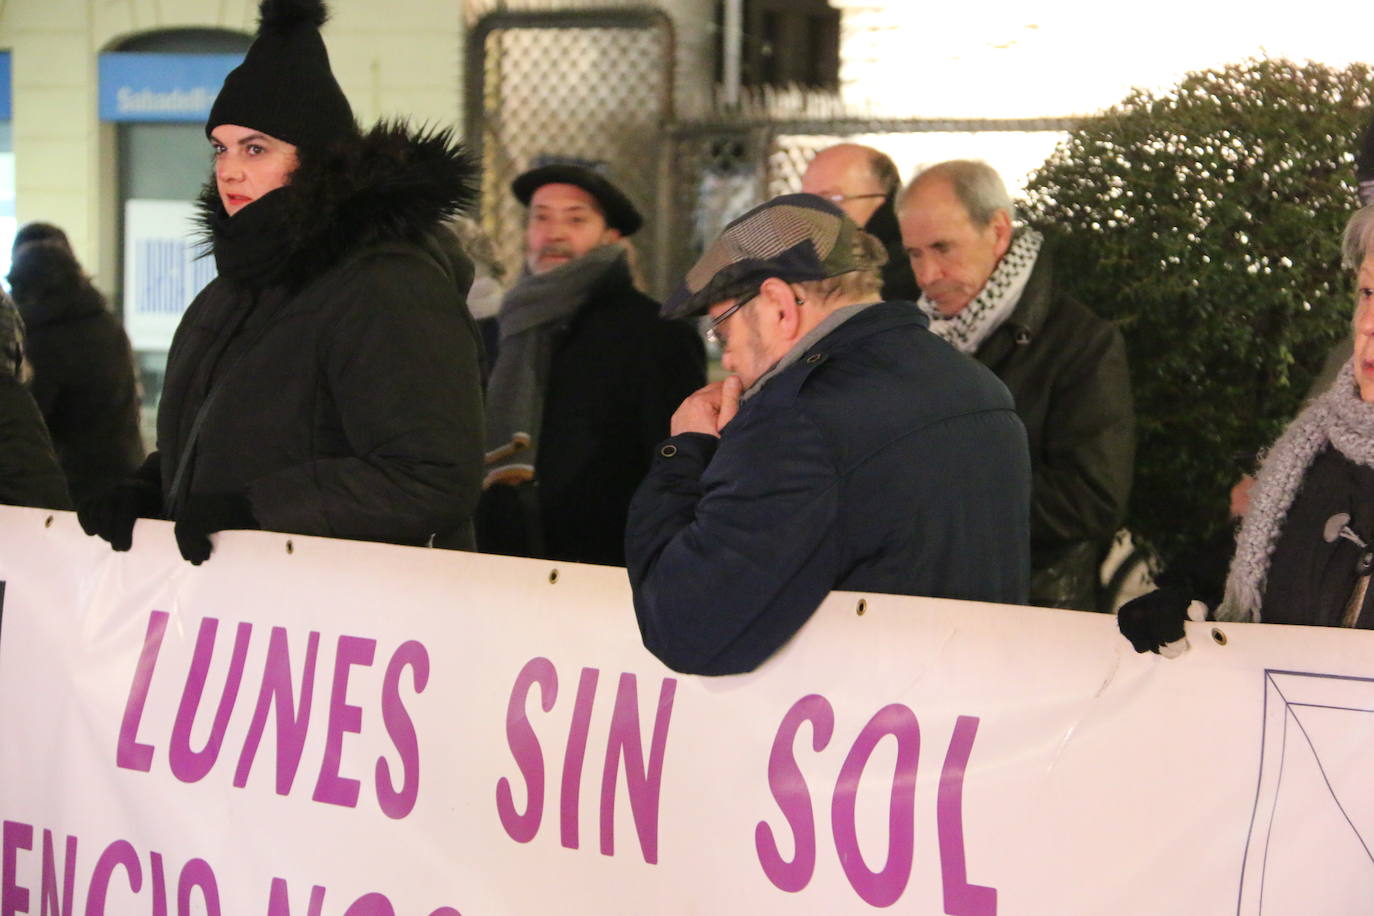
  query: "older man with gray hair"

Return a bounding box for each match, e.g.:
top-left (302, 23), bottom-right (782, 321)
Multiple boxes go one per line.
top-left (625, 193), bottom-right (1031, 676)
top-left (899, 159), bottom-right (1134, 611)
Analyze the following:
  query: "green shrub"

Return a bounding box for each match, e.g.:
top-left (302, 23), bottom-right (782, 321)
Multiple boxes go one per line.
top-left (1023, 58), bottom-right (1374, 566)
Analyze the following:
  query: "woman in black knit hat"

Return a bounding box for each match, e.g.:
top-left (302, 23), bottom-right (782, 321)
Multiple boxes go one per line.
top-left (78, 0), bottom-right (484, 563)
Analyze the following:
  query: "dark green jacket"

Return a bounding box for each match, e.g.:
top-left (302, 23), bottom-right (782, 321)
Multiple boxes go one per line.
top-left (975, 246), bottom-right (1134, 610)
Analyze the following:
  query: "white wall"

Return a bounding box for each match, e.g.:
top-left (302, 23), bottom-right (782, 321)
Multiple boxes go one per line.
top-left (829, 0), bottom-right (1370, 120)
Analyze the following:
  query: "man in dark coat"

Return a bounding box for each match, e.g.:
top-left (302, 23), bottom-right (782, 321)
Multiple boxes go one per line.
top-left (899, 159), bottom-right (1135, 611)
top-left (7, 226), bottom-right (145, 506)
top-left (77, 0), bottom-right (484, 563)
top-left (626, 194), bottom-right (1031, 676)
top-left (801, 143), bottom-right (920, 303)
top-left (478, 163), bottom-right (705, 566)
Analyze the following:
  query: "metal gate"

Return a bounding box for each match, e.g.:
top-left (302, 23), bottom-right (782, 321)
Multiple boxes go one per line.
top-left (663, 115), bottom-right (1083, 295)
top-left (466, 9), bottom-right (675, 294)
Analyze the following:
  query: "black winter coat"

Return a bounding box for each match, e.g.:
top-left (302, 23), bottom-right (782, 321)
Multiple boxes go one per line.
top-left (0, 375), bottom-right (71, 510)
top-left (864, 198), bottom-right (921, 304)
top-left (975, 247), bottom-right (1135, 610)
top-left (628, 301), bottom-right (1031, 675)
top-left (141, 123), bottom-right (484, 548)
top-left (1261, 448), bottom-right (1374, 627)
top-left (8, 242), bottom-right (145, 506)
top-left (478, 258), bottom-right (705, 565)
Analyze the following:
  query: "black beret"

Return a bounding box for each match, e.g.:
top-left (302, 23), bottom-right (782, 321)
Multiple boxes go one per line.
top-left (511, 164), bottom-right (643, 236)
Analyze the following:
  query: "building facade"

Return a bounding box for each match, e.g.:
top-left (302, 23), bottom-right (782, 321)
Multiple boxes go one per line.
top-left (0, 0), bottom-right (468, 290)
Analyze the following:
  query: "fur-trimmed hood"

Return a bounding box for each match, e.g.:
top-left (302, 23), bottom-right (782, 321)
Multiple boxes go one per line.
top-left (198, 120), bottom-right (479, 289)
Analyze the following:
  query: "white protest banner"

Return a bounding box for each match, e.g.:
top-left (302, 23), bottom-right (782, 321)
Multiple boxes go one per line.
top-left (1, 505), bottom-right (1373, 915)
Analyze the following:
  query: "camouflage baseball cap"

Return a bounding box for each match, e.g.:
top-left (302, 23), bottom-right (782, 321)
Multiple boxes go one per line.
top-left (663, 192), bottom-right (887, 319)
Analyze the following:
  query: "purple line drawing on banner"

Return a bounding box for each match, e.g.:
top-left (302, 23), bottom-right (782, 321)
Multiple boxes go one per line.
top-left (1237, 669), bottom-right (1374, 914)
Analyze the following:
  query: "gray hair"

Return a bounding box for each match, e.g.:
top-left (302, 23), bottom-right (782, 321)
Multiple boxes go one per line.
top-left (1341, 203), bottom-right (1374, 270)
top-left (796, 268), bottom-right (883, 307)
top-left (905, 159), bottom-right (1015, 226)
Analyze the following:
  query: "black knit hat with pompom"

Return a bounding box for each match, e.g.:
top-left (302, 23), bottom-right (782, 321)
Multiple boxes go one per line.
top-left (206, 0), bottom-right (356, 151)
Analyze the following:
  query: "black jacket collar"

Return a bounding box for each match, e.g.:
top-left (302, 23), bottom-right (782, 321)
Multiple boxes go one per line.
top-left (997, 245), bottom-right (1054, 338)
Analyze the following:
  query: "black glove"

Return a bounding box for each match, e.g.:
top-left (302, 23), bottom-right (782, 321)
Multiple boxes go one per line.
top-left (1117, 587), bottom-right (1194, 654)
top-left (174, 492), bottom-right (258, 565)
top-left (77, 478), bottom-right (163, 551)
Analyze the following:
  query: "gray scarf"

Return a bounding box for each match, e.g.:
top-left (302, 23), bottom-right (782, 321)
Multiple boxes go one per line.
top-left (919, 229), bottom-right (1042, 354)
top-left (1218, 360), bottom-right (1374, 622)
top-left (484, 245), bottom-right (625, 487)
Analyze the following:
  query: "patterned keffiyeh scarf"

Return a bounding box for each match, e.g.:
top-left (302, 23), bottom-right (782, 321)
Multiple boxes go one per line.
top-left (918, 228), bottom-right (1042, 354)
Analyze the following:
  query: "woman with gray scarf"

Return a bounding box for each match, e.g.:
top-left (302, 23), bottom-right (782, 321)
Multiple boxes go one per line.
top-left (1120, 203), bottom-right (1374, 652)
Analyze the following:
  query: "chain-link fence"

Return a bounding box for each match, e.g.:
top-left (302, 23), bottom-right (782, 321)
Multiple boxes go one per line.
top-left (466, 9), bottom-right (675, 291)
top-left (662, 117), bottom-right (1081, 299)
top-left (467, 8), bottom-right (1082, 300)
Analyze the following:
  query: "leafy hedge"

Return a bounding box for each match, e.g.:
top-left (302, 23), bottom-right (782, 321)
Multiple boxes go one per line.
top-left (1023, 58), bottom-right (1374, 565)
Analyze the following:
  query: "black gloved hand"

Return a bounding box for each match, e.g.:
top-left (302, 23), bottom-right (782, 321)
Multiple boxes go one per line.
top-left (76, 478), bottom-right (163, 551)
top-left (1117, 587), bottom-right (1194, 654)
top-left (174, 492), bottom-right (258, 565)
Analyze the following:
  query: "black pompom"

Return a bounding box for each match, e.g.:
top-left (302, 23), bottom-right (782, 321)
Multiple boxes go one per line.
top-left (258, 0), bottom-right (329, 35)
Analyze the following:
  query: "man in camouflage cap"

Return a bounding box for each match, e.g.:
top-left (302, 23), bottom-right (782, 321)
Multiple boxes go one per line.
top-left (625, 193), bottom-right (1032, 676)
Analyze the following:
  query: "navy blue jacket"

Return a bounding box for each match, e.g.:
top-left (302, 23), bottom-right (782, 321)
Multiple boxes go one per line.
top-left (626, 301), bottom-right (1031, 675)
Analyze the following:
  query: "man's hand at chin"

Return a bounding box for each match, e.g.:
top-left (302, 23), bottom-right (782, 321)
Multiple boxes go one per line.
top-left (670, 375), bottom-right (742, 437)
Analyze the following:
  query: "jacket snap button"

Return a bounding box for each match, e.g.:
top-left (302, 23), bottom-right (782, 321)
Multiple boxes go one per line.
top-left (1014, 329), bottom-right (1032, 345)
top-left (660, 444), bottom-right (678, 458)
top-left (805, 353), bottom-right (824, 364)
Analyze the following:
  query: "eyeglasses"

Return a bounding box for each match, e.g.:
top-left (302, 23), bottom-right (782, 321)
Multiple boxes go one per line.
top-left (816, 192), bottom-right (886, 205)
top-left (704, 290), bottom-right (758, 346)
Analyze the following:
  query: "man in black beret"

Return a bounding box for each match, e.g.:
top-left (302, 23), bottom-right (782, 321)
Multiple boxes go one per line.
top-left (477, 163), bottom-right (705, 566)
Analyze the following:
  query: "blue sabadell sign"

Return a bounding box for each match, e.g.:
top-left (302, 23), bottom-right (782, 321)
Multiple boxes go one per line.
top-left (98, 53), bottom-right (243, 122)
top-left (0, 52), bottom-right (12, 120)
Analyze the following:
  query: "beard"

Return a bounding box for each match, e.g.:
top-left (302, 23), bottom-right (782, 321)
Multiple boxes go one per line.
top-left (537, 242), bottom-right (574, 260)
top-left (528, 242), bottom-right (577, 274)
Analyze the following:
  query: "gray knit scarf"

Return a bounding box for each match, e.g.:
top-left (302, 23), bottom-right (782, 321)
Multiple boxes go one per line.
top-left (919, 229), bottom-right (1042, 354)
top-left (483, 245), bottom-right (625, 487)
top-left (1218, 360), bottom-right (1374, 622)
